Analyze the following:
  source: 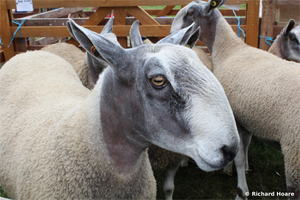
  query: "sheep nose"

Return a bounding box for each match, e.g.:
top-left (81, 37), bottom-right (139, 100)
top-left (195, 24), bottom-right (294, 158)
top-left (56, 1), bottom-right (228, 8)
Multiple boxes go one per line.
top-left (221, 145), bottom-right (237, 163)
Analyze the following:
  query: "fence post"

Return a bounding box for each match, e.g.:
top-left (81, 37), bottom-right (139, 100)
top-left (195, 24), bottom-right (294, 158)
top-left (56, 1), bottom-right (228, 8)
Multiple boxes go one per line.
top-left (260, 0), bottom-right (277, 51)
top-left (245, 0), bottom-right (260, 48)
top-left (1, 0), bottom-right (15, 61)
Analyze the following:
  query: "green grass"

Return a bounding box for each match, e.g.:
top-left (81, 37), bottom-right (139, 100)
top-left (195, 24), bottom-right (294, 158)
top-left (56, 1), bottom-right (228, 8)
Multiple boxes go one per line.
top-left (0, 187), bottom-right (8, 198)
top-left (0, 137), bottom-right (286, 199)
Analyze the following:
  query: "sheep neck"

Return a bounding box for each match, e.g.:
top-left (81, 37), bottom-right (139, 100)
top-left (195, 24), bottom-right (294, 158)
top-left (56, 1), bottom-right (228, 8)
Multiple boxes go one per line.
top-left (201, 10), bottom-right (246, 60)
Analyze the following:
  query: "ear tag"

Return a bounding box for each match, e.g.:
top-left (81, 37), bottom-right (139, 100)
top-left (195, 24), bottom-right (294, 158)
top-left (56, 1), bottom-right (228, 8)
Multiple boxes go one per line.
top-left (211, 1), bottom-right (217, 7)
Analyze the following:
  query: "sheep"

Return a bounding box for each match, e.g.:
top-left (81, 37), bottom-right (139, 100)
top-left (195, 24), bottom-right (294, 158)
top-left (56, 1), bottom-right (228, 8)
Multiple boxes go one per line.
top-left (0, 19), bottom-right (240, 199)
top-left (171, 0), bottom-right (300, 199)
top-left (129, 20), bottom-right (198, 200)
top-left (43, 19), bottom-right (208, 200)
top-left (41, 17), bottom-right (118, 89)
top-left (268, 19), bottom-right (300, 63)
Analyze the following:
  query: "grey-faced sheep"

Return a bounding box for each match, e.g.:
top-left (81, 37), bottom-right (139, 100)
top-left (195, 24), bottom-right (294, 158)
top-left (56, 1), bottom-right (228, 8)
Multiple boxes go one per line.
top-left (171, 0), bottom-right (300, 199)
top-left (41, 17), bottom-right (118, 89)
top-left (0, 19), bottom-right (240, 199)
top-left (130, 20), bottom-right (201, 200)
top-left (130, 20), bottom-right (216, 200)
top-left (43, 19), bottom-right (207, 200)
top-left (268, 19), bottom-right (300, 63)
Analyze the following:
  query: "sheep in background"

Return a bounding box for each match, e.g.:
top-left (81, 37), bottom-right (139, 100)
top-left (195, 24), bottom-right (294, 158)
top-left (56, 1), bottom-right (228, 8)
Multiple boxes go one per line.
top-left (0, 19), bottom-right (240, 199)
top-left (268, 19), bottom-right (300, 63)
top-left (171, 0), bottom-right (300, 199)
top-left (42, 17), bottom-right (118, 89)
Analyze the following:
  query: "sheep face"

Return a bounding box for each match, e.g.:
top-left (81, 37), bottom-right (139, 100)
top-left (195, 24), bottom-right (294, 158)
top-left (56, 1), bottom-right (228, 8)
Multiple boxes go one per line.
top-left (67, 20), bottom-right (239, 172)
top-left (279, 19), bottom-right (300, 63)
top-left (170, 0), bottom-right (227, 52)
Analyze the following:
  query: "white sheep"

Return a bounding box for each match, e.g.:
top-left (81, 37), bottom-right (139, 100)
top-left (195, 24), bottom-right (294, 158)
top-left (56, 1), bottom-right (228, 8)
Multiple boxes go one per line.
top-left (268, 19), bottom-right (300, 63)
top-left (0, 19), bottom-right (240, 199)
top-left (42, 17), bottom-right (119, 89)
top-left (171, 0), bottom-right (300, 199)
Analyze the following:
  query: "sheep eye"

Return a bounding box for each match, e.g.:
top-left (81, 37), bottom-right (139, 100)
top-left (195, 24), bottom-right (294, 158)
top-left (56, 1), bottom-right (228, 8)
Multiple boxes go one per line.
top-left (187, 10), bottom-right (194, 16)
top-left (150, 75), bottom-right (168, 88)
top-left (211, 1), bottom-right (217, 7)
top-left (90, 46), bottom-right (101, 57)
top-left (289, 34), bottom-right (297, 41)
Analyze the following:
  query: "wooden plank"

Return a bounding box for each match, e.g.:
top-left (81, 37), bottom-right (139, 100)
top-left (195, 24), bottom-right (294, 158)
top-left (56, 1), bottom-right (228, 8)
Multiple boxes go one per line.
top-left (276, 6), bottom-right (300, 23)
top-left (156, 6), bottom-right (175, 17)
top-left (1, 0), bottom-right (15, 61)
top-left (11, 25), bottom-right (246, 38)
top-left (22, 7), bottom-right (87, 19)
top-left (114, 8), bottom-right (127, 25)
top-left (220, 9), bottom-right (246, 16)
top-left (145, 9), bottom-right (180, 16)
top-left (16, 16), bottom-right (244, 27)
top-left (0, 50), bottom-right (4, 63)
top-left (126, 6), bottom-right (160, 25)
top-left (259, 0), bottom-right (277, 50)
top-left (245, 0), bottom-right (260, 47)
top-left (276, 0), bottom-right (300, 6)
top-left (83, 7), bottom-right (113, 25)
top-left (21, 18), bottom-right (87, 26)
top-left (114, 7), bottom-right (128, 47)
top-left (273, 25), bottom-right (285, 35)
top-left (10, 25), bottom-right (170, 37)
top-left (6, 0), bottom-right (249, 9)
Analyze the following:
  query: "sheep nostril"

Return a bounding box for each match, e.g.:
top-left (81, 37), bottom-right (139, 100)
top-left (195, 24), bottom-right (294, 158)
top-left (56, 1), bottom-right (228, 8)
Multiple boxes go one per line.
top-left (221, 145), bottom-right (236, 163)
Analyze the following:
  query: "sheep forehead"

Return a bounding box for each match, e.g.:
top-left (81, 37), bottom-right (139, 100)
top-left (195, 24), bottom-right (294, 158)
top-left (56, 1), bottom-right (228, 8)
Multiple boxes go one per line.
top-left (143, 45), bottom-right (216, 95)
top-left (100, 32), bottom-right (118, 44)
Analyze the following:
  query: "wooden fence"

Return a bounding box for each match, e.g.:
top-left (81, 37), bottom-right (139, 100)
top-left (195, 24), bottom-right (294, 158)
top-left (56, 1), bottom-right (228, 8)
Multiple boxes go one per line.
top-left (260, 0), bottom-right (300, 50)
top-left (1, 0), bottom-right (260, 63)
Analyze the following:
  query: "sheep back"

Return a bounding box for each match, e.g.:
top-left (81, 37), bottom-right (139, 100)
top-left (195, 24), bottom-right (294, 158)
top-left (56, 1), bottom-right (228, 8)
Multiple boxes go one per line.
top-left (192, 46), bottom-right (213, 71)
top-left (41, 43), bottom-right (93, 89)
top-left (0, 51), bottom-right (156, 199)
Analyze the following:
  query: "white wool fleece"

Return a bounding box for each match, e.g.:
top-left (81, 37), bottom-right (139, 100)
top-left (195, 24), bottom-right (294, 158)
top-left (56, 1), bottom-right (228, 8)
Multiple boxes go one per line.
top-left (0, 51), bottom-right (156, 199)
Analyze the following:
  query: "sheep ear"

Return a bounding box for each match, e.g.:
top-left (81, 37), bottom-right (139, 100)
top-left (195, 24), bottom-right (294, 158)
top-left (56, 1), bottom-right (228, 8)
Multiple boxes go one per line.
top-left (281, 19), bottom-right (295, 36)
top-left (101, 17), bottom-right (114, 34)
top-left (205, 0), bottom-right (227, 13)
top-left (186, 27), bottom-right (201, 48)
top-left (157, 23), bottom-right (197, 47)
top-left (67, 19), bottom-right (127, 71)
top-left (67, 20), bottom-right (77, 40)
top-left (130, 20), bottom-right (143, 47)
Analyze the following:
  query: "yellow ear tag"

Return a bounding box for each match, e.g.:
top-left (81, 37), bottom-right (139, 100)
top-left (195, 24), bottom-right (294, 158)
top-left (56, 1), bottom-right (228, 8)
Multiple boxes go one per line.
top-left (211, 1), bottom-right (217, 7)
top-left (186, 44), bottom-right (191, 48)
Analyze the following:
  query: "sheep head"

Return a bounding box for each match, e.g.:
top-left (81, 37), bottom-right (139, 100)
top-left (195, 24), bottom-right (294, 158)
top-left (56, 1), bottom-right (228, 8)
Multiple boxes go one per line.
top-left (170, 0), bottom-right (227, 52)
top-left (67, 19), bottom-right (239, 172)
top-left (278, 19), bottom-right (300, 63)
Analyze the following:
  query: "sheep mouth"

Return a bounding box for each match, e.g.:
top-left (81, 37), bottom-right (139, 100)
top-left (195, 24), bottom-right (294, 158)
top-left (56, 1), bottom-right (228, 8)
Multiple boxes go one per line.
top-left (196, 150), bottom-right (224, 172)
